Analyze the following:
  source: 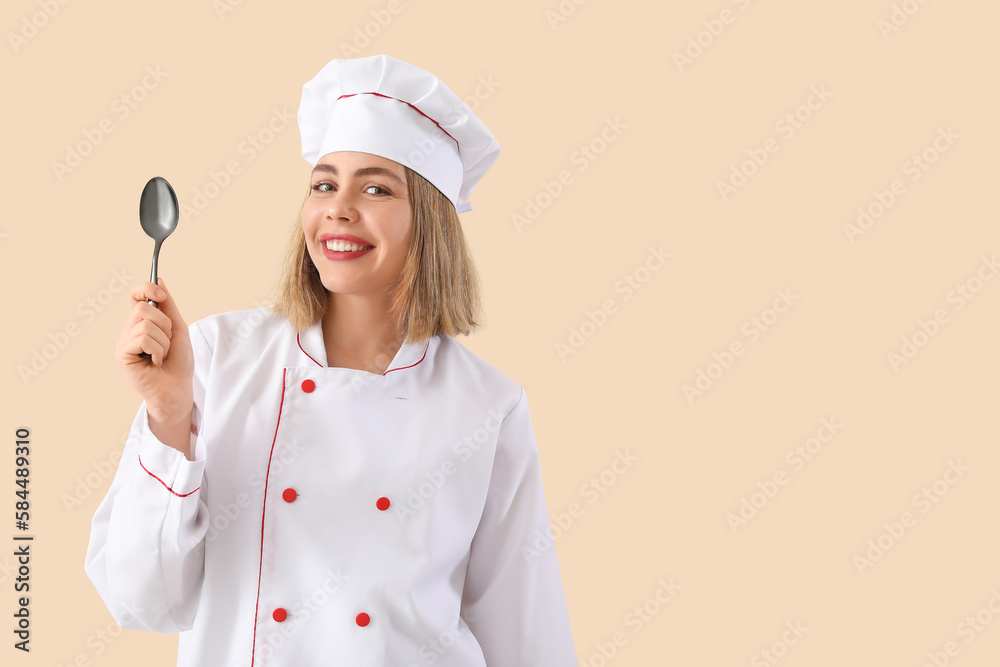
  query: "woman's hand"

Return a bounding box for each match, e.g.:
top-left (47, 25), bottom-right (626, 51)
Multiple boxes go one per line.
top-left (115, 278), bottom-right (194, 431)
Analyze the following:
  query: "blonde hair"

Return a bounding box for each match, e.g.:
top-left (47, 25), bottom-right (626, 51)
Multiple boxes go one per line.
top-left (269, 166), bottom-right (482, 346)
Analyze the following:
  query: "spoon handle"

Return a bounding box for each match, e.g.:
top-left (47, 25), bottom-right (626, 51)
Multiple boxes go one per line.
top-left (146, 240), bottom-right (161, 309)
top-left (138, 240), bottom-right (163, 360)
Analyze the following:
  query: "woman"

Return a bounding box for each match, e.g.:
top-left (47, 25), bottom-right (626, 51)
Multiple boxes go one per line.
top-left (85, 54), bottom-right (578, 666)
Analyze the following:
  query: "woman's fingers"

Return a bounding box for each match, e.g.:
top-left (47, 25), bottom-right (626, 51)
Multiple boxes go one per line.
top-left (129, 279), bottom-right (167, 302)
top-left (153, 278), bottom-right (188, 339)
top-left (125, 283), bottom-right (174, 338)
top-left (120, 318), bottom-right (170, 365)
top-left (116, 330), bottom-right (164, 367)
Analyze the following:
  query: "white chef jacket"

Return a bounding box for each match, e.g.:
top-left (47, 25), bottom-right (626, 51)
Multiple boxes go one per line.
top-left (84, 306), bottom-right (577, 666)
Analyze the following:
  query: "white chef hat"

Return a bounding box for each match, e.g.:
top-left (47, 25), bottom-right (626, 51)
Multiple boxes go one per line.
top-left (297, 54), bottom-right (500, 214)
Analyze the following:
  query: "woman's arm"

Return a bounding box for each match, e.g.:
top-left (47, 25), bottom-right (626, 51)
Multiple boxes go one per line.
top-left (84, 320), bottom-right (213, 633)
top-left (461, 386), bottom-right (578, 665)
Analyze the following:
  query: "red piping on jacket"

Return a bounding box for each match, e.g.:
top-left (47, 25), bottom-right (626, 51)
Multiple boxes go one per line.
top-left (337, 91), bottom-right (460, 151)
top-left (250, 367), bottom-right (288, 666)
top-left (384, 341), bottom-right (429, 375)
top-left (296, 332), bottom-right (322, 367)
top-left (248, 337), bottom-right (430, 659)
top-left (296, 331), bottom-right (430, 375)
top-left (137, 455), bottom-right (200, 497)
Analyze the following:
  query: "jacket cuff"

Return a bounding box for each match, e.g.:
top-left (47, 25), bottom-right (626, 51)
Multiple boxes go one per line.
top-left (136, 403), bottom-right (205, 498)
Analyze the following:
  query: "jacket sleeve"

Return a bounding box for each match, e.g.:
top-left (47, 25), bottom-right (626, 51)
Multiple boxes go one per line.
top-left (84, 320), bottom-right (213, 633)
top-left (461, 386), bottom-right (578, 666)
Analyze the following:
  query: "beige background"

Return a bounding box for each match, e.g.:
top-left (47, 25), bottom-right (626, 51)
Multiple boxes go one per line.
top-left (2, 0), bottom-right (998, 665)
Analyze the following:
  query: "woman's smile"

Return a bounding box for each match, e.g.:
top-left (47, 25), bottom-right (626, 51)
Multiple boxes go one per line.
top-left (321, 243), bottom-right (375, 261)
top-left (320, 232), bottom-right (376, 261)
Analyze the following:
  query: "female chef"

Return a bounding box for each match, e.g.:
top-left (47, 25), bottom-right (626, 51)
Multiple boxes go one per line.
top-left (85, 54), bottom-right (578, 666)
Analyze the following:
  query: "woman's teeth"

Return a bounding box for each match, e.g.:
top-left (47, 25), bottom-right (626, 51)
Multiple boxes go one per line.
top-left (325, 240), bottom-right (374, 252)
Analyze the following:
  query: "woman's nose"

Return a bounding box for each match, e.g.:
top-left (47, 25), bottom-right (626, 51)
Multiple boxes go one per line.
top-left (326, 193), bottom-right (358, 220)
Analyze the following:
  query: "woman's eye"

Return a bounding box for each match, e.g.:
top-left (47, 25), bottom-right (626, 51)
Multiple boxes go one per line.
top-left (310, 183), bottom-right (389, 195)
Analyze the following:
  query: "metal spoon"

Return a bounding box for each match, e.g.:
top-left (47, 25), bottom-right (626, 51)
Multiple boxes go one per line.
top-left (137, 176), bottom-right (179, 359)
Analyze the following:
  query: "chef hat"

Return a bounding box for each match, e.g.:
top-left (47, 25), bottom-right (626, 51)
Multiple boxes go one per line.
top-left (297, 54), bottom-right (500, 214)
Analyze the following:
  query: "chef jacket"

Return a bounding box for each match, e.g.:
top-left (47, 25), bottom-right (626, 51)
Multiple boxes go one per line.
top-left (84, 306), bottom-right (578, 666)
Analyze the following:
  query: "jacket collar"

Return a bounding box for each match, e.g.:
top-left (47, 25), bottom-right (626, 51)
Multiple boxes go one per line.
top-left (295, 318), bottom-right (430, 375)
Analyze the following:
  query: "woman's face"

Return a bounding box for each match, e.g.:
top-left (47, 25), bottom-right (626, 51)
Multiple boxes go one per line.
top-left (301, 151), bottom-right (412, 299)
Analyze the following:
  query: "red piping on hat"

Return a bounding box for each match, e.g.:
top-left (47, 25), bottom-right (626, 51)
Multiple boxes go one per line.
top-left (137, 454), bottom-right (200, 497)
top-left (337, 92), bottom-right (460, 150)
top-left (250, 367), bottom-right (288, 666)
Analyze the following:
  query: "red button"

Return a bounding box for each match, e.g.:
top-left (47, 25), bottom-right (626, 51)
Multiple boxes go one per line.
top-left (356, 612), bottom-right (370, 627)
top-left (273, 608), bottom-right (287, 622)
top-left (301, 379), bottom-right (315, 393)
top-left (282, 488), bottom-right (297, 503)
top-left (376, 496), bottom-right (390, 511)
